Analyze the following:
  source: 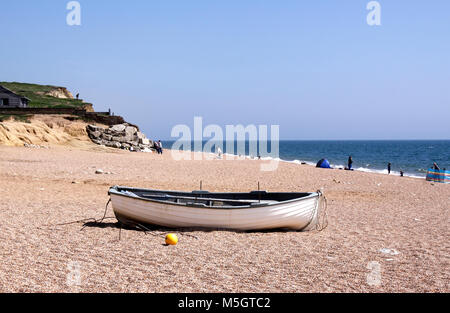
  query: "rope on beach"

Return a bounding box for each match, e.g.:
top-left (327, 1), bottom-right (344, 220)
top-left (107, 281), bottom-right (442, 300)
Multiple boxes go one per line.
top-left (119, 220), bottom-right (199, 240)
top-left (43, 198), bottom-right (115, 229)
top-left (79, 198), bottom-right (114, 231)
top-left (43, 198), bottom-right (199, 242)
top-left (47, 216), bottom-right (117, 228)
top-left (178, 233), bottom-right (199, 240)
top-left (129, 221), bottom-right (166, 238)
top-left (98, 198), bottom-right (111, 224)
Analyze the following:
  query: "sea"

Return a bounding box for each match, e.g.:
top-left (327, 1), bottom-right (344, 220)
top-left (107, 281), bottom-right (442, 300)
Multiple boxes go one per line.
top-left (164, 140), bottom-right (450, 178)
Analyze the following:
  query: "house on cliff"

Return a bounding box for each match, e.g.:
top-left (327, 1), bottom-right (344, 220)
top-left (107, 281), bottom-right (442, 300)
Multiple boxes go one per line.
top-left (0, 85), bottom-right (30, 108)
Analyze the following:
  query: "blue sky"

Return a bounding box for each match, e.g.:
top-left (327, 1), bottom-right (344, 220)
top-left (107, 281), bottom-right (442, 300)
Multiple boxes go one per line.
top-left (1, 0), bottom-right (449, 140)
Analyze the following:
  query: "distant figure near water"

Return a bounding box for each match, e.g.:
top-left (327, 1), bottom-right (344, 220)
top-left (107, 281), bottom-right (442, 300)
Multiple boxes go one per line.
top-left (432, 162), bottom-right (440, 170)
top-left (388, 162), bottom-right (391, 174)
top-left (347, 156), bottom-right (353, 170)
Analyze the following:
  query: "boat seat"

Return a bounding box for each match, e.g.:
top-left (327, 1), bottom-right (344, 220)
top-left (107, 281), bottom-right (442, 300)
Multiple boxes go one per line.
top-left (140, 193), bottom-right (264, 204)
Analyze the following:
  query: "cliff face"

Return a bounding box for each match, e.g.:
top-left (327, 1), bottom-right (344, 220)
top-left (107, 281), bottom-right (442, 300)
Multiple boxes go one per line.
top-left (0, 82), bottom-right (152, 150)
top-left (0, 115), bottom-right (95, 148)
top-left (44, 87), bottom-right (74, 99)
top-left (0, 115), bottom-right (155, 151)
top-left (83, 103), bottom-right (95, 112)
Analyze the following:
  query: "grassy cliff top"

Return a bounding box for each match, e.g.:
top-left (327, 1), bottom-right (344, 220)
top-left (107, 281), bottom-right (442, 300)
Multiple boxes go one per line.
top-left (0, 82), bottom-right (91, 109)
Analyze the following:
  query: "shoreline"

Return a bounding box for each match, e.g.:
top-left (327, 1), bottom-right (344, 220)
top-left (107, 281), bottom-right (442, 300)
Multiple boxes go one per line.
top-left (161, 139), bottom-right (449, 179)
top-left (163, 148), bottom-right (427, 180)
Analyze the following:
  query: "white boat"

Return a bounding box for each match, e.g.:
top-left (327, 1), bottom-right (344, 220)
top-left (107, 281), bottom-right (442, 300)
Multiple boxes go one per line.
top-left (108, 186), bottom-right (325, 231)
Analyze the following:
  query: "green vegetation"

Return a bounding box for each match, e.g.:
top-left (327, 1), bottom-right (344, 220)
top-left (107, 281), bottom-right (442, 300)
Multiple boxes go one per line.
top-left (0, 82), bottom-right (92, 109)
top-left (0, 114), bottom-right (32, 123)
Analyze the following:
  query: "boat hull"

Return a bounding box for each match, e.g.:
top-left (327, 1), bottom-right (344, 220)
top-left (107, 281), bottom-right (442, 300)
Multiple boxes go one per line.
top-left (109, 188), bottom-right (322, 231)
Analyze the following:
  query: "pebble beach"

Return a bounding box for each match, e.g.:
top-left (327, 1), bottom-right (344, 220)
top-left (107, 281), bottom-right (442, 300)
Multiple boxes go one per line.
top-left (0, 144), bottom-right (448, 292)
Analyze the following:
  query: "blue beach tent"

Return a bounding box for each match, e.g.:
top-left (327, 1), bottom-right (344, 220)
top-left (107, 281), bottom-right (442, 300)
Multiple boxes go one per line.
top-left (316, 159), bottom-right (331, 169)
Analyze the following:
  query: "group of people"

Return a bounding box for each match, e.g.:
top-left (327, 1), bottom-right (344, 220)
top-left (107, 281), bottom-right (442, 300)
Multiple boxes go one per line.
top-left (347, 156), bottom-right (403, 176)
top-left (388, 162), bottom-right (404, 177)
top-left (155, 140), bottom-right (163, 154)
top-left (347, 156), bottom-right (444, 177)
top-left (348, 156), bottom-right (404, 176)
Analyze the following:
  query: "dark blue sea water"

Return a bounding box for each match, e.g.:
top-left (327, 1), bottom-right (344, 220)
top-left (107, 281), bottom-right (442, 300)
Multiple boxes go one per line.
top-left (164, 140), bottom-right (450, 178)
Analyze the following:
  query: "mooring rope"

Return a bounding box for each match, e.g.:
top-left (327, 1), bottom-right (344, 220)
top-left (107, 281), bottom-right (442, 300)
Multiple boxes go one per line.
top-left (43, 198), bottom-right (115, 229)
top-left (42, 197), bottom-right (199, 242)
top-left (98, 198), bottom-right (111, 224)
top-left (119, 220), bottom-right (199, 241)
top-left (105, 199), bottom-right (199, 241)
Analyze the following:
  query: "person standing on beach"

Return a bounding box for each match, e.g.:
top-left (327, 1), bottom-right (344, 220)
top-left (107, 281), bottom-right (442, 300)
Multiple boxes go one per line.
top-left (388, 162), bottom-right (391, 174)
top-left (157, 140), bottom-right (163, 154)
top-left (216, 147), bottom-right (223, 159)
top-left (348, 156), bottom-right (353, 170)
top-left (432, 162), bottom-right (440, 170)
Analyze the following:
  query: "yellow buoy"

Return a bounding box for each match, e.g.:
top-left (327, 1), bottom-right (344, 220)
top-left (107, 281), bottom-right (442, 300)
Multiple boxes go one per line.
top-left (165, 233), bottom-right (178, 245)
